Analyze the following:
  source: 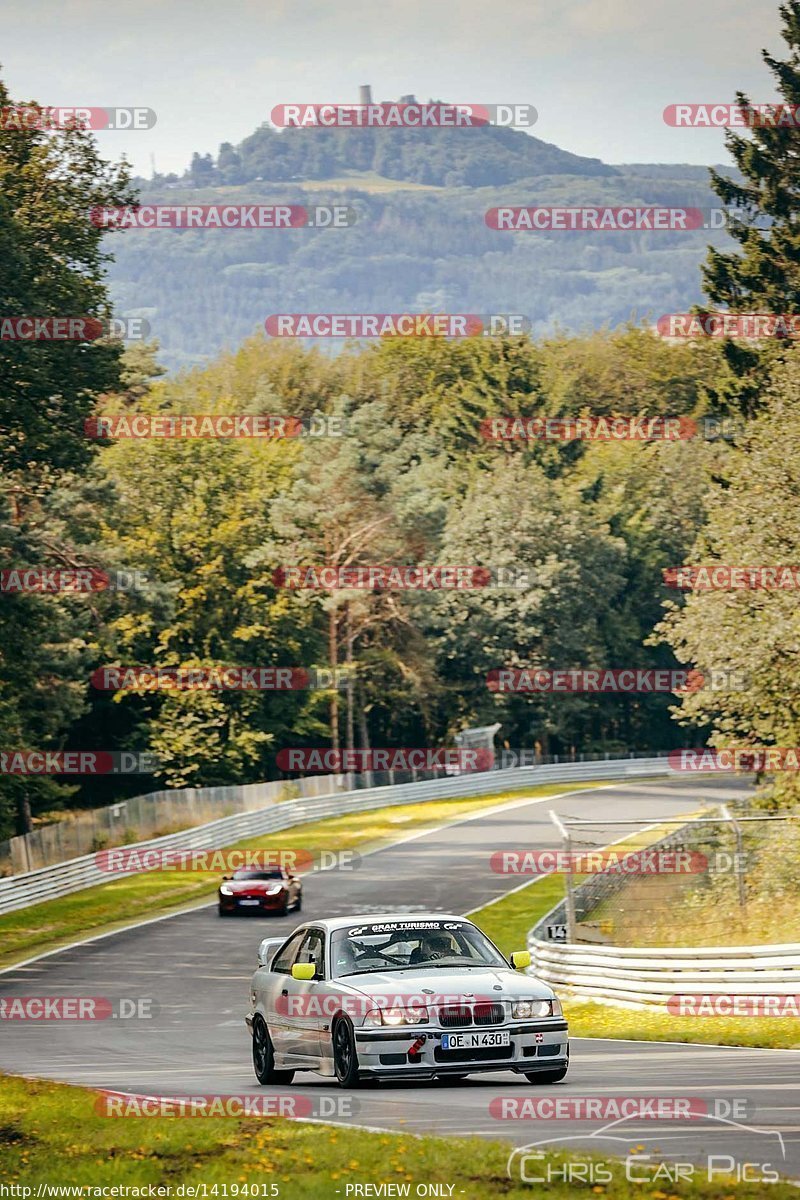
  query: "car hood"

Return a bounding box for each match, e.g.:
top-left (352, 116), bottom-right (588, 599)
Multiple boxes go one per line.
top-left (334, 966), bottom-right (553, 1003)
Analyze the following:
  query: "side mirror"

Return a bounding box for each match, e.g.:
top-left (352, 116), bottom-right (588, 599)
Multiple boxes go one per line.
top-left (510, 950), bottom-right (532, 971)
top-left (222, 875), bottom-right (231, 881)
top-left (291, 963), bottom-right (317, 981)
top-left (256, 937), bottom-right (284, 968)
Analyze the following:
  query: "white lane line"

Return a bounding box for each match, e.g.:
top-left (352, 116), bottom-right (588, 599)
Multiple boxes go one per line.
top-left (463, 788), bottom-right (666, 918)
top-left (573, 1036), bottom-right (800, 1054)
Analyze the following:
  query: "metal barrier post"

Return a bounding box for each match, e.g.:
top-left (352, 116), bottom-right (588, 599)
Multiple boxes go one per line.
top-left (550, 809), bottom-right (577, 942)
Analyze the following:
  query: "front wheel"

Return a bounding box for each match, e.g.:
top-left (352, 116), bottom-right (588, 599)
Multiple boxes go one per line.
top-left (523, 1065), bottom-right (568, 1084)
top-left (332, 1017), bottom-right (361, 1088)
top-left (252, 1017), bottom-right (294, 1085)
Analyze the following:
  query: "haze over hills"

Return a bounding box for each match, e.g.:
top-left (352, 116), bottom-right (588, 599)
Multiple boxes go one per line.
top-left (108, 91), bottom-right (736, 372)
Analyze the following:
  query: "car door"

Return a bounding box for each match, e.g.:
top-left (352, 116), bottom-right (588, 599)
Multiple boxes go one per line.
top-left (264, 928), bottom-right (306, 1056)
top-left (277, 927), bottom-right (327, 1062)
top-left (268, 926), bottom-right (326, 1060)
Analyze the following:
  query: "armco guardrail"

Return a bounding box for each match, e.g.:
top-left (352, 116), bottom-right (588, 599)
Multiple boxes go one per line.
top-left (529, 937), bottom-right (800, 1006)
top-left (0, 755), bottom-right (671, 915)
top-left (0, 772), bottom-right (348, 874)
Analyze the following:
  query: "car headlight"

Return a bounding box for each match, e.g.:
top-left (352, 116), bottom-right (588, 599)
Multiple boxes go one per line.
top-left (219, 885), bottom-right (233, 896)
top-left (512, 999), bottom-right (559, 1018)
top-left (403, 1005), bottom-right (429, 1024)
top-left (265, 885), bottom-right (283, 896)
top-left (364, 1006), bottom-right (429, 1026)
top-left (381, 1008), bottom-right (406, 1026)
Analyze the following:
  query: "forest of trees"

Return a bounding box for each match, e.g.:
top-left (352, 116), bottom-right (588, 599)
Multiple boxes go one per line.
top-left (175, 120), bottom-right (616, 189)
top-left (108, 165), bottom-right (735, 373)
top-left (3, 2), bottom-right (800, 837)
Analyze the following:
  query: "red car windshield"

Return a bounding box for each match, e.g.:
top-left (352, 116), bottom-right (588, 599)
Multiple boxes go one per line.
top-left (231, 869), bottom-right (284, 881)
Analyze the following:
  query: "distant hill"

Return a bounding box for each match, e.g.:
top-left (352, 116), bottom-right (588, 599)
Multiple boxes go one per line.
top-left (167, 113), bottom-right (618, 190)
top-left (110, 113), bottom-right (736, 372)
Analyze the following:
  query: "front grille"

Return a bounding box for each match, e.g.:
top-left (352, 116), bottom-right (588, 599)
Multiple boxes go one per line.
top-left (474, 1002), bottom-right (504, 1025)
top-left (434, 1045), bottom-right (513, 1063)
top-left (437, 1002), bottom-right (505, 1027)
top-left (438, 1005), bottom-right (472, 1028)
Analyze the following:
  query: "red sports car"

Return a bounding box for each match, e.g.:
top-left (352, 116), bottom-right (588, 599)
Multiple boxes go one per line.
top-left (218, 867), bottom-right (302, 917)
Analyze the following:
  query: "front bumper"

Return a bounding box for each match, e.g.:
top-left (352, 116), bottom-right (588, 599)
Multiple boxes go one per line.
top-left (219, 892), bottom-right (287, 912)
top-left (353, 1020), bottom-right (568, 1078)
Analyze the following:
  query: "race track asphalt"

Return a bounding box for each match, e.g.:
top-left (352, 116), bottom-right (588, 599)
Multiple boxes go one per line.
top-left (2, 775), bottom-right (798, 1185)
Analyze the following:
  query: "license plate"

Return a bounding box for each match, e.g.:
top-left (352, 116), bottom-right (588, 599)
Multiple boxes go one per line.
top-left (441, 1030), bottom-right (510, 1050)
top-left (239, 899), bottom-right (261, 906)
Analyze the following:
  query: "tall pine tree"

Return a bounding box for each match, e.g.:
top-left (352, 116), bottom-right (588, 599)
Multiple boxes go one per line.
top-left (704, 3), bottom-right (800, 313)
top-left (698, 3), bottom-right (800, 413)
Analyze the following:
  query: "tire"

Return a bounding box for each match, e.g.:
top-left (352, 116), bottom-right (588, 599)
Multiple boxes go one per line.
top-left (218, 904), bottom-right (232, 917)
top-left (294, 893), bottom-right (302, 912)
top-left (523, 1065), bottom-right (569, 1084)
top-left (332, 1017), bottom-right (362, 1088)
top-left (252, 1017), bottom-right (294, 1085)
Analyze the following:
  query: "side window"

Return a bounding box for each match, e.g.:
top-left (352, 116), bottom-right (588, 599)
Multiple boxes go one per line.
top-left (295, 928), bottom-right (326, 978)
top-left (272, 930), bottom-right (306, 974)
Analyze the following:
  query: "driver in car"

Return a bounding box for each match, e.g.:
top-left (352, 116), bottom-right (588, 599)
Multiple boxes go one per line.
top-left (411, 933), bottom-right (454, 963)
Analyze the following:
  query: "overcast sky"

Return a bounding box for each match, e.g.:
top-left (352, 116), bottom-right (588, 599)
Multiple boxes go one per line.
top-left (0, 0), bottom-right (785, 177)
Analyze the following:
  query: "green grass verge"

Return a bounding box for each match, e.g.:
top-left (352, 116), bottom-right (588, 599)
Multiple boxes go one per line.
top-left (2, 1074), bottom-right (798, 1198)
top-left (564, 1000), bottom-right (800, 1050)
top-left (3, 782), bottom-right (607, 970)
top-left (469, 874), bottom-right (568, 956)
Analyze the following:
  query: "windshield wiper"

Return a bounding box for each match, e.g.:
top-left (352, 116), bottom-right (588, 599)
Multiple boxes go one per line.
top-left (428, 962), bottom-right (497, 969)
top-left (339, 967), bottom-right (411, 977)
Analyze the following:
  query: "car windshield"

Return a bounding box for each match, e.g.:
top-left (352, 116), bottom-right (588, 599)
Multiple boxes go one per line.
top-left (330, 919), bottom-right (507, 977)
top-left (231, 869), bottom-right (284, 881)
